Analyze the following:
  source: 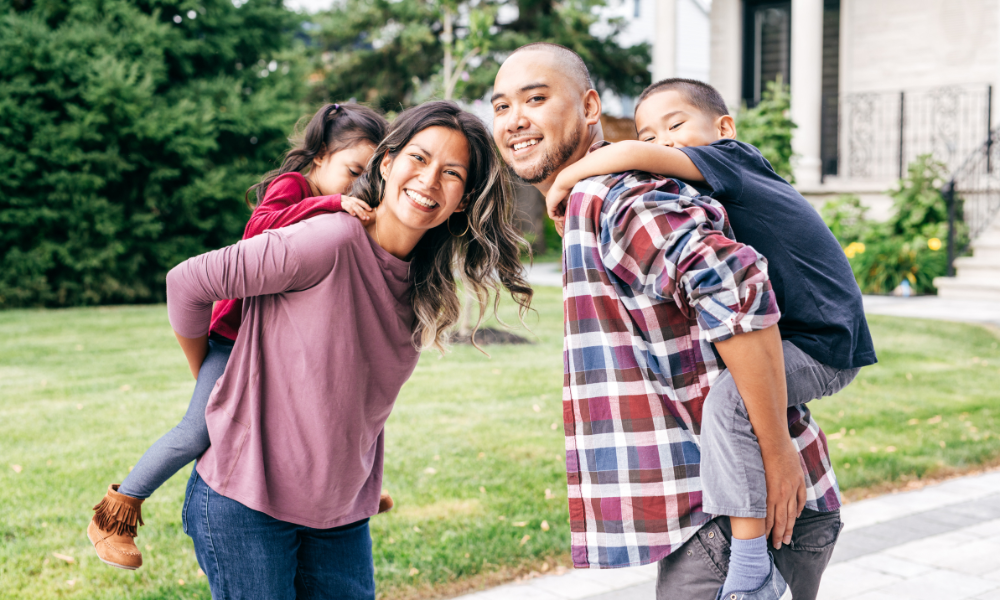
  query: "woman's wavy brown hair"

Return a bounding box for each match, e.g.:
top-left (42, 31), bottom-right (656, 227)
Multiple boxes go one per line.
top-left (351, 101), bottom-right (533, 353)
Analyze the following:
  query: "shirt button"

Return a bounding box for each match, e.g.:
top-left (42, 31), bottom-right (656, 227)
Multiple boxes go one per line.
top-left (687, 550), bottom-right (693, 556)
top-left (708, 532), bottom-right (715, 539)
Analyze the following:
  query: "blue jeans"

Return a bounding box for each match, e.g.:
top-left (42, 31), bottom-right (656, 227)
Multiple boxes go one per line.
top-left (119, 335), bottom-right (233, 499)
top-left (183, 469), bottom-right (375, 600)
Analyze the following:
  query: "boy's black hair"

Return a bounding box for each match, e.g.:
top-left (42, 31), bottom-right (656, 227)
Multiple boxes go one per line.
top-left (636, 78), bottom-right (730, 118)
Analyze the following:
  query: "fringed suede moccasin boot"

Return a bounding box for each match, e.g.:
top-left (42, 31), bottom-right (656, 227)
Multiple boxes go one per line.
top-left (378, 490), bottom-right (394, 514)
top-left (87, 484), bottom-right (144, 570)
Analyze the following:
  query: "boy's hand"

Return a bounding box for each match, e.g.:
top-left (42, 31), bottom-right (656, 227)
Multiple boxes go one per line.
top-left (545, 175), bottom-right (575, 238)
top-left (763, 441), bottom-right (808, 549)
top-left (341, 195), bottom-right (374, 222)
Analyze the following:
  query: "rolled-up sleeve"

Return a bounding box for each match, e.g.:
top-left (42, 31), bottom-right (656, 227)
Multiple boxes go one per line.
top-left (601, 181), bottom-right (780, 343)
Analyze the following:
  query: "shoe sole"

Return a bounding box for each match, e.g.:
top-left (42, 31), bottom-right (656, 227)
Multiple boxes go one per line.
top-left (87, 527), bottom-right (139, 570)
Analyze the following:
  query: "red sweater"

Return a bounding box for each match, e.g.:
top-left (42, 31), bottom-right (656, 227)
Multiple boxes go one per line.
top-left (209, 172), bottom-right (343, 340)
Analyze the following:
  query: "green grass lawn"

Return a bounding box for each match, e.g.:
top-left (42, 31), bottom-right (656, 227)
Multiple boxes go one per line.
top-left (1, 289), bottom-right (999, 599)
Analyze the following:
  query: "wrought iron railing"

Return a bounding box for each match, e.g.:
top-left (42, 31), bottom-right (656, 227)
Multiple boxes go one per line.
top-left (942, 126), bottom-right (1000, 275)
top-left (827, 84), bottom-right (993, 181)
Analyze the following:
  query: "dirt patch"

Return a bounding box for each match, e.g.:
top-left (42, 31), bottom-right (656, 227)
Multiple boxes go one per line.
top-left (450, 327), bottom-right (532, 346)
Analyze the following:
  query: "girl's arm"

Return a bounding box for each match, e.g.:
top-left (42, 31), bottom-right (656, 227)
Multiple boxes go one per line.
top-left (175, 332), bottom-right (209, 379)
top-left (545, 141), bottom-right (705, 222)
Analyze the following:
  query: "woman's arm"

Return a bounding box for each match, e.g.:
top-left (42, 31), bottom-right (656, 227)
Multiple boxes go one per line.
top-left (166, 220), bottom-right (336, 343)
top-left (546, 141), bottom-right (705, 224)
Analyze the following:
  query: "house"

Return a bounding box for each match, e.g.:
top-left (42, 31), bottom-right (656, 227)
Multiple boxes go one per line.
top-left (634, 0), bottom-right (1000, 299)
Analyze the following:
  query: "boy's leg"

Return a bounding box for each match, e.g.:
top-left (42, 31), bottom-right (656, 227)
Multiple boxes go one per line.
top-left (655, 509), bottom-right (842, 600)
top-left (699, 340), bottom-right (859, 595)
top-left (118, 338), bottom-right (233, 499)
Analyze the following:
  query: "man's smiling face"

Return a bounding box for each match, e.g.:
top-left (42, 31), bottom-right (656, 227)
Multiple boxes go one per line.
top-left (491, 50), bottom-right (593, 187)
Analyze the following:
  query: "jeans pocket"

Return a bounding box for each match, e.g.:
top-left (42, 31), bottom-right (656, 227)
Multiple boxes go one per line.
top-left (788, 509), bottom-right (842, 552)
top-left (182, 466), bottom-right (199, 535)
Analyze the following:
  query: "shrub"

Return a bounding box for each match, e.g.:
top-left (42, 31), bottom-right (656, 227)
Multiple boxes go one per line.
top-left (820, 155), bottom-right (959, 295)
top-left (0, 0), bottom-right (308, 308)
top-left (735, 76), bottom-right (796, 182)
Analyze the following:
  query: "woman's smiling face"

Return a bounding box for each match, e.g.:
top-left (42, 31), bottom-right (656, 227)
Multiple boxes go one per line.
top-left (379, 126), bottom-right (471, 233)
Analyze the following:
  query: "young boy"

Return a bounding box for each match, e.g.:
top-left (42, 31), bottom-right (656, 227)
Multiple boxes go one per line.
top-left (546, 78), bottom-right (876, 598)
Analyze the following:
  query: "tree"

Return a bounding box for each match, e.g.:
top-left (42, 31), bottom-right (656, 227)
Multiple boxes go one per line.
top-left (309, 0), bottom-right (651, 111)
top-left (0, 0), bottom-right (308, 308)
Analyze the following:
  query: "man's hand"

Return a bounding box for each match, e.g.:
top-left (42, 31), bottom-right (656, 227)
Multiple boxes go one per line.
top-left (762, 438), bottom-right (808, 548)
top-left (714, 325), bottom-right (805, 548)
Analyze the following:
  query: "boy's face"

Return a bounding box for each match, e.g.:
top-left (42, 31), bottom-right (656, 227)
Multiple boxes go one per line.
top-left (634, 90), bottom-right (735, 149)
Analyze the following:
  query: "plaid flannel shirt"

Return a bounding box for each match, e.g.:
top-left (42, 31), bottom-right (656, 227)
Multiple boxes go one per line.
top-left (562, 162), bottom-right (841, 570)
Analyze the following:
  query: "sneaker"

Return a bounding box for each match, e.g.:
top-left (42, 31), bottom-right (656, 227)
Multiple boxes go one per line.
top-left (87, 484), bottom-right (144, 570)
top-left (716, 554), bottom-right (792, 600)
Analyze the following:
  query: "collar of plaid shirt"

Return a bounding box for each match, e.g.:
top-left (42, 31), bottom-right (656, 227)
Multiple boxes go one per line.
top-left (560, 152), bottom-right (841, 569)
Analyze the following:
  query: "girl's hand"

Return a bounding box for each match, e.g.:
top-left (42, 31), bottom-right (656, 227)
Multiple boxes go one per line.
top-left (341, 195), bottom-right (374, 222)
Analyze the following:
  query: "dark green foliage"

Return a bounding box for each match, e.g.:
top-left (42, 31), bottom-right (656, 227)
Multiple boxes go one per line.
top-left (820, 155), bottom-right (961, 295)
top-left (309, 0), bottom-right (651, 111)
top-left (0, 0), bottom-right (308, 308)
top-left (735, 77), bottom-right (796, 182)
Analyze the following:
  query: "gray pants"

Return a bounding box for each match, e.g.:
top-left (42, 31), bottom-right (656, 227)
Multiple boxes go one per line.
top-left (656, 508), bottom-right (843, 600)
top-left (656, 341), bottom-right (858, 599)
top-left (701, 340), bottom-right (859, 519)
top-left (118, 336), bottom-right (233, 499)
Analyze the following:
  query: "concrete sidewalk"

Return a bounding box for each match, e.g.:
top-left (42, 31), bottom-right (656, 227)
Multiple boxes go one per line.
top-left (452, 470), bottom-right (1000, 599)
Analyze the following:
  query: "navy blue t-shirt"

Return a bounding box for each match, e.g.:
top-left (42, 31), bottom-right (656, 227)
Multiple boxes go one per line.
top-left (680, 139), bottom-right (876, 369)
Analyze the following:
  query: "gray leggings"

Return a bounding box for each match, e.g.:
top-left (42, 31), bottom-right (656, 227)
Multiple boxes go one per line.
top-left (700, 340), bottom-right (859, 519)
top-left (118, 336), bottom-right (233, 499)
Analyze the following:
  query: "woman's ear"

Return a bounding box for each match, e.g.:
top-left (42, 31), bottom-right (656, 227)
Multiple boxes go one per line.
top-left (379, 153), bottom-right (392, 180)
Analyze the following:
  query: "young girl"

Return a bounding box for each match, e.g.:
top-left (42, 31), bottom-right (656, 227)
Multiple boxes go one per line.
top-left (86, 103), bottom-right (389, 571)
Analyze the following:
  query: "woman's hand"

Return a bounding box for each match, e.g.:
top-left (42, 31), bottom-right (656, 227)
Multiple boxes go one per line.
top-left (341, 195), bottom-right (375, 222)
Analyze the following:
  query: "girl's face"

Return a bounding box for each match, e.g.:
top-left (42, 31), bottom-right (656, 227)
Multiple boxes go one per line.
top-left (310, 143), bottom-right (377, 196)
top-left (378, 126), bottom-right (470, 234)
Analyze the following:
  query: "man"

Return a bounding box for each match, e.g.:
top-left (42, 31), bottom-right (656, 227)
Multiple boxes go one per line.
top-left (491, 43), bottom-right (842, 599)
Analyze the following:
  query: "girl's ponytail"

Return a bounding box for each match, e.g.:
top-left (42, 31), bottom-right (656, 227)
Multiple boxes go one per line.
top-left (246, 103), bottom-right (388, 208)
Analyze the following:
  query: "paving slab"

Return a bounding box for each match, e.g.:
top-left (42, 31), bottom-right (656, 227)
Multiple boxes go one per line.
top-left (450, 471), bottom-right (1000, 600)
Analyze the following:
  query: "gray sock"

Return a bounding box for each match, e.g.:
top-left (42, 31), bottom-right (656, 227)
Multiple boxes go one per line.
top-left (721, 535), bottom-right (770, 595)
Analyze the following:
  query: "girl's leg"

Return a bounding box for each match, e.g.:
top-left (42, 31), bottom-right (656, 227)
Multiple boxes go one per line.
top-left (294, 519), bottom-right (376, 600)
top-left (184, 469), bottom-right (300, 600)
top-left (118, 337), bottom-right (233, 499)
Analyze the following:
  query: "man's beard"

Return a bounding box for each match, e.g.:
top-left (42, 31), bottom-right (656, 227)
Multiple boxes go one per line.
top-left (515, 126), bottom-right (583, 184)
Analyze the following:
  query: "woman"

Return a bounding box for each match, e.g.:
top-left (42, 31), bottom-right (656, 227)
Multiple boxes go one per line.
top-left (166, 101), bottom-right (532, 599)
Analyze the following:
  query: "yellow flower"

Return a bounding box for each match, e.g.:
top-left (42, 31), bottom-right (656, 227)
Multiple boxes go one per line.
top-left (928, 237), bottom-right (942, 251)
top-left (843, 242), bottom-right (866, 259)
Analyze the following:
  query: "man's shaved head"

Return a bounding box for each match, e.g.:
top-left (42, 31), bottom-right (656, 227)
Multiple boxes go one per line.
top-left (492, 43), bottom-right (603, 190)
top-left (509, 43), bottom-right (593, 94)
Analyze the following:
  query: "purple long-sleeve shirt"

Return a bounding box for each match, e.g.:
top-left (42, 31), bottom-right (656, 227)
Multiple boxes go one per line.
top-left (166, 213), bottom-right (419, 528)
